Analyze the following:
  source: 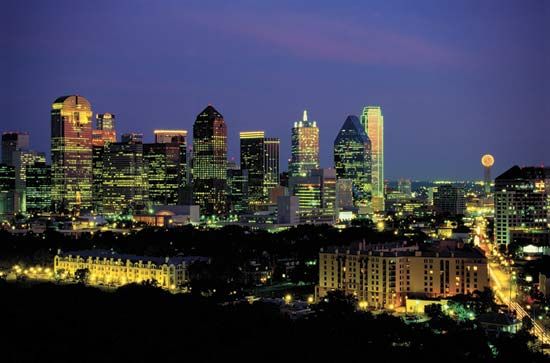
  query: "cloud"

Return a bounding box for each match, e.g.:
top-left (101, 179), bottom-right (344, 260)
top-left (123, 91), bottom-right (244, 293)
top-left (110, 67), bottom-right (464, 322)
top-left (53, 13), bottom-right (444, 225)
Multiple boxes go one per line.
top-left (188, 10), bottom-right (470, 68)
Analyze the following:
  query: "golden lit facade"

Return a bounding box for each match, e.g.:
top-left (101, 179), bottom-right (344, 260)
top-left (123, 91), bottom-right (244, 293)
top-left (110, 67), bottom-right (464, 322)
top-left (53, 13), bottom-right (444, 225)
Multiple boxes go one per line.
top-left (317, 242), bottom-right (489, 310)
top-left (154, 129), bottom-right (187, 144)
top-left (192, 105), bottom-right (227, 216)
top-left (51, 95), bottom-right (93, 212)
top-left (289, 110), bottom-right (319, 177)
top-left (54, 250), bottom-right (208, 290)
top-left (361, 106), bottom-right (384, 212)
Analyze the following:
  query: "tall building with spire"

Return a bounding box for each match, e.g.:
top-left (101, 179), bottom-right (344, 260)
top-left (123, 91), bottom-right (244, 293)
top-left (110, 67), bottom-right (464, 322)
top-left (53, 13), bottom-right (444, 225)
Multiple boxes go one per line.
top-left (289, 110), bottom-right (319, 177)
top-left (192, 105), bottom-right (228, 216)
top-left (51, 95), bottom-right (93, 212)
top-left (361, 106), bottom-right (384, 212)
top-left (334, 115), bottom-right (372, 212)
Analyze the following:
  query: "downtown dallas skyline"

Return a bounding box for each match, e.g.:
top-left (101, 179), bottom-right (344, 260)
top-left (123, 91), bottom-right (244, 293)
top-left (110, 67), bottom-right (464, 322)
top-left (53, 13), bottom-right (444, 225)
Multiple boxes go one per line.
top-left (3, 94), bottom-right (525, 183)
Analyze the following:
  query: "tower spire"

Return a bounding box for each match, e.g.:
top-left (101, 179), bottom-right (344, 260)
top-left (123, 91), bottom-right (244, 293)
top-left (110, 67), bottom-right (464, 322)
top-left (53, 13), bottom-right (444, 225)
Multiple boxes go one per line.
top-left (303, 110), bottom-right (308, 122)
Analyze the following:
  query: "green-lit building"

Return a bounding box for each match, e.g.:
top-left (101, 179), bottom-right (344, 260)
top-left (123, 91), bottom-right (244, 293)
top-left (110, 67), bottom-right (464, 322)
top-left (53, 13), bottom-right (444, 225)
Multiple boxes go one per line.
top-left (51, 95), bottom-right (93, 213)
top-left (192, 105), bottom-right (228, 217)
top-left (0, 164), bottom-right (16, 217)
top-left (334, 115), bottom-right (372, 212)
top-left (227, 164), bottom-right (249, 214)
top-left (101, 139), bottom-right (148, 215)
top-left (25, 160), bottom-right (51, 212)
top-left (144, 143), bottom-right (181, 205)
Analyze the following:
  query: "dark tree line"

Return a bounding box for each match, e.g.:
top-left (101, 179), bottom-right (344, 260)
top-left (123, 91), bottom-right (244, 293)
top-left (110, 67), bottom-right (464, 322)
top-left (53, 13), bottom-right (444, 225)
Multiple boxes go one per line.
top-left (1, 281), bottom-right (546, 363)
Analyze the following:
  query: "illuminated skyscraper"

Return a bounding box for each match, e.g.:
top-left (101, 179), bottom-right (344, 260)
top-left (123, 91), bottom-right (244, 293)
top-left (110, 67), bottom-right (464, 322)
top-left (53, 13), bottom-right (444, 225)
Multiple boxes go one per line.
top-left (192, 105), bottom-right (227, 216)
top-left (433, 184), bottom-right (466, 216)
top-left (361, 106), bottom-right (384, 212)
top-left (101, 139), bottom-right (148, 215)
top-left (51, 95), bottom-right (93, 212)
top-left (289, 168), bottom-right (336, 223)
top-left (92, 113), bottom-right (116, 147)
top-left (264, 138), bottom-right (280, 198)
top-left (153, 129), bottom-right (188, 203)
top-left (25, 160), bottom-right (51, 212)
top-left (154, 130), bottom-right (187, 144)
top-left (144, 143), bottom-right (181, 205)
top-left (0, 164), bottom-right (16, 216)
top-left (239, 132), bottom-right (280, 207)
top-left (495, 166), bottom-right (550, 245)
top-left (240, 131), bottom-right (265, 207)
top-left (289, 110), bottom-right (319, 177)
top-left (334, 115), bottom-right (372, 212)
top-left (13, 150), bottom-right (46, 212)
top-left (2, 132), bottom-right (29, 166)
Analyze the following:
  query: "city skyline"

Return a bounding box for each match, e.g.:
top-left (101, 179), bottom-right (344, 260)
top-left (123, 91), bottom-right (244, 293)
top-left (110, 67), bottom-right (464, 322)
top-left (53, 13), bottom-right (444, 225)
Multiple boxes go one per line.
top-left (2, 0), bottom-right (548, 180)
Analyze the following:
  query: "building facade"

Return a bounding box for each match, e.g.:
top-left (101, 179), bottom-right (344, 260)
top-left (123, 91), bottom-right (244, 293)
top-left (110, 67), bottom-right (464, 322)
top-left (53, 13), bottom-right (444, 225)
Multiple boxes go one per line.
top-left (494, 166), bottom-right (550, 245)
top-left (433, 184), bottom-right (466, 216)
top-left (54, 250), bottom-right (209, 290)
top-left (317, 241), bottom-right (489, 310)
top-left (25, 160), bottom-right (51, 212)
top-left (239, 132), bottom-right (280, 208)
top-left (334, 115), bottom-right (372, 212)
top-left (51, 95), bottom-right (93, 212)
top-left (192, 105), bottom-right (228, 216)
top-left (360, 106), bottom-right (384, 212)
top-left (2, 132), bottom-right (29, 166)
top-left (101, 140), bottom-right (148, 215)
top-left (289, 110), bottom-right (319, 177)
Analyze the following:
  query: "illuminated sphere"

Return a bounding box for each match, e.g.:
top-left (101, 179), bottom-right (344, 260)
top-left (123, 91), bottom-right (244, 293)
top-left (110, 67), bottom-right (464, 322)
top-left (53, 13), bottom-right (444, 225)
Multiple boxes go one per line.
top-left (481, 154), bottom-right (495, 168)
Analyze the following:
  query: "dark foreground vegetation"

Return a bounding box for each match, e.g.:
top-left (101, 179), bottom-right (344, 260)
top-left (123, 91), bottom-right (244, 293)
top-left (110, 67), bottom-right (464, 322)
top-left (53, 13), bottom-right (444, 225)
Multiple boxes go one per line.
top-left (1, 281), bottom-right (547, 363)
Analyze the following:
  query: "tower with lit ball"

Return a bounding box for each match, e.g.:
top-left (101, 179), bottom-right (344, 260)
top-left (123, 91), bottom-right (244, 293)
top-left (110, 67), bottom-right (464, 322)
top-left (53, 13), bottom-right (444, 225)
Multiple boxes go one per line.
top-left (481, 154), bottom-right (495, 196)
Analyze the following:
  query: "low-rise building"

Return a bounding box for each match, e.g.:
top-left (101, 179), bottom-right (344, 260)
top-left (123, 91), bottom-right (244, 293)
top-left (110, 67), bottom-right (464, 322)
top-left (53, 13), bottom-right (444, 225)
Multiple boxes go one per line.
top-left (316, 240), bottom-right (489, 310)
top-left (54, 249), bottom-right (209, 290)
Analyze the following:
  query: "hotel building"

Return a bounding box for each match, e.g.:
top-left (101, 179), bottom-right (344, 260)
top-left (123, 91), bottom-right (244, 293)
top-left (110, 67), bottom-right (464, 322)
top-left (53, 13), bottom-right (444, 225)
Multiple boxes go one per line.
top-left (316, 241), bottom-right (489, 310)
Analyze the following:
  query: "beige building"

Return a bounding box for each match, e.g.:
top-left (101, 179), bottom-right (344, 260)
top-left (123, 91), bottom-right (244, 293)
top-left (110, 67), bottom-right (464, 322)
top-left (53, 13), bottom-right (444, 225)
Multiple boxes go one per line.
top-left (316, 241), bottom-right (489, 310)
top-left (54, 250), bottom-right (208, 290)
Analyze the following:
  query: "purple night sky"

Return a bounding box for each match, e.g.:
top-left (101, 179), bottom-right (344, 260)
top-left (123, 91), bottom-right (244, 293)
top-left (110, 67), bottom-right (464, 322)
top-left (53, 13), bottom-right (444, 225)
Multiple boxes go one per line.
top-left (1, 0), bottom-right (549, 180)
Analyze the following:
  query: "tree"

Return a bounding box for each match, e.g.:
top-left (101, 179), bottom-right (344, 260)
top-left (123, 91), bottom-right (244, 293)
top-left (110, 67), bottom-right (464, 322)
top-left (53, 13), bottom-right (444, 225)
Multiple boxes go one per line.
top-left (315, 290), bottom-right (357, 317)
top-left (521, 315), bottom-right (534, 332)
top-left (74, 268), bottom-right (90, 284)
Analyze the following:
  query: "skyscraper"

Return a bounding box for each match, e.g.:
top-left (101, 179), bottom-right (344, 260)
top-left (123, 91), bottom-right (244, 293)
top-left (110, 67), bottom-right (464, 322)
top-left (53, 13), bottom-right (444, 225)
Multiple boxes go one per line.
top-left (101, 139), bottom-right (148, 215)
top-left (289, 110), bottom-right (319, 177)
top-left (334, 115), bottom-right (372, 212)
top-left (51, 95), bottom-right (93, 212)
top-left (433, 184), bottom-right (466, 216)
top-left (361, 106), bottom-right (384, 212)
top-left (153, 129), bottom-right (188, 203)
top-left (192, 105), bottom-right (227, 216)
top-left (154, 129), bottom-right (187, 144)
top-left (240, 131), bottom-right (265, 207)
top-left (239, 132), bottom-right (280, 207)
top-left (264, 138), bottom-right (280, 199)
top-left (289, 168), bottom-right (336, 223)
top-left (2, 132), bottom-right (29, 166)
top-left (494, 166), bottom-right (550, 246)
top-left (92, 113), bottom-right (117, 147)
top-left (144, 143), bottom-right (181, 205)
top-left (25, 160), bottom-right (51, 212)
top-left (92, 113), bottom-right (117, 212)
